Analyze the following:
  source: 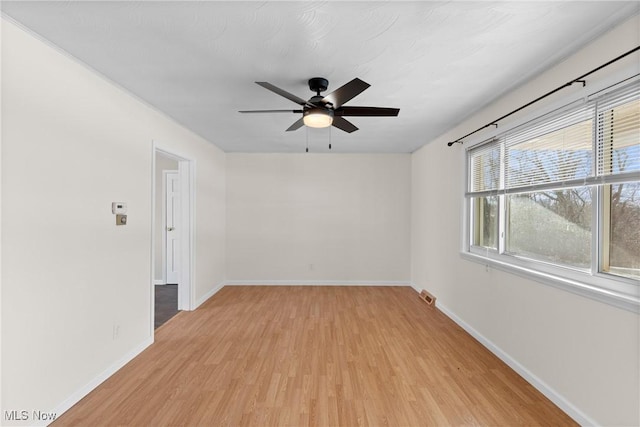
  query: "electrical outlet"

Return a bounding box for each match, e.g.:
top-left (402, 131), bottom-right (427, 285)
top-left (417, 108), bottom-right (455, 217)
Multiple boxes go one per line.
top-left (113, 325), bottom-right (120, 340)
top-left (309, 263), bottom-right (314, 271)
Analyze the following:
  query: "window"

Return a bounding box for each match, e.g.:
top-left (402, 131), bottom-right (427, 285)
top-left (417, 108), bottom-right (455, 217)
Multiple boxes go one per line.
top-left (468, 141), bottom-right (500, 250)
top-left (465, 80), bottom-right (640, 309)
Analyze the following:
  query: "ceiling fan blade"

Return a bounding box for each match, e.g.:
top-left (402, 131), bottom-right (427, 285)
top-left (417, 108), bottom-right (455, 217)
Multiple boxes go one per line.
top-left (256, 82), bottom-right (309, 106)
top-left (286, 118), bottom-right (305, 132)
top-left (335, 106), bottom-right (400, 117)
top-left (239, 109), bottom-right (303, 113)
top-left (322, 78), bottom-right (370, 108)
top-left (332, 116), bottom-right (359, 133)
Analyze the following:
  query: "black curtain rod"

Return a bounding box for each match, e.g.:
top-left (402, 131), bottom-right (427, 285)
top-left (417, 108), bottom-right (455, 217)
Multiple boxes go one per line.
top-left (447, 45), bottom-right (640, 147)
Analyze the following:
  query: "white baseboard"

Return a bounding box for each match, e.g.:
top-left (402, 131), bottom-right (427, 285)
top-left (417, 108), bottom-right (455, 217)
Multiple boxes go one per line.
top-left (430, 296), bottom-right (596, 426)
top-left (224, 280), bottom-right (411, 286)
top-left (153, 280), bottom-right (165, 285)
top-left (195, 281), bottom-right (225, 309)
top-left (52, 336), bottom-right (153, 425)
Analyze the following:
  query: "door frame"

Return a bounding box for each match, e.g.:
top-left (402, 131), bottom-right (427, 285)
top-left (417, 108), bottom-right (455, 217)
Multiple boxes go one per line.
top-left (151, 141), bottom-right (196, 337)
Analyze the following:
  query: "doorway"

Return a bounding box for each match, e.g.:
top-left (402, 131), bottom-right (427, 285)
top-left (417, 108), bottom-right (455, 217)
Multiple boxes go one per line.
top-left (152, 144), bottom-right (194, 334)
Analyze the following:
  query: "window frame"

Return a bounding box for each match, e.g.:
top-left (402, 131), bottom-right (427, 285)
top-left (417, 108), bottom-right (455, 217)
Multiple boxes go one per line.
top-left (462, 75), bottom-right (640, 313)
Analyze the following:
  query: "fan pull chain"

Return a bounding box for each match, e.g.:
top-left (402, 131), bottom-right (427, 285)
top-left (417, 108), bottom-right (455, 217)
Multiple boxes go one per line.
top-left (305, 126), bottom-right (309, 153)
top-left (329, 126), bottom-right (332, 150)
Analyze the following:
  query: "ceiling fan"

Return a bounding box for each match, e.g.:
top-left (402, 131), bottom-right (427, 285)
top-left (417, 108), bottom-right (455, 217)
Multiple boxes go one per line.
top-left (239, 77), bottom-right (400, 133)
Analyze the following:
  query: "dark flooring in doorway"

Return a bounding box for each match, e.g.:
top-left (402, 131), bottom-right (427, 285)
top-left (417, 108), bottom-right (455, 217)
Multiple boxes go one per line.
top-left (155, 284), bottom-right (179, 329)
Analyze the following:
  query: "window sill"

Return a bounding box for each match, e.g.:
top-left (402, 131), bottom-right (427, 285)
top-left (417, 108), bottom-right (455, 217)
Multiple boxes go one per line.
top-left (460, 251), bottom-right (640, 313)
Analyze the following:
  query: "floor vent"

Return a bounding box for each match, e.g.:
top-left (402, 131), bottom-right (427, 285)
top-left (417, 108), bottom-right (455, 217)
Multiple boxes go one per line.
top-left (419, 289), bottom-right (436, 306)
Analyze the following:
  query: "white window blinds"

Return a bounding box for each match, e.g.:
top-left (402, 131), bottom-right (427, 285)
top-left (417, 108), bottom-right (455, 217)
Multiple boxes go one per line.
top-left (466, 80), bottom-right (640, 196)
top-left (504, 106), bottom-right (594, 191)
top-left (468, 139), bottom-right (501, 196)
top-left (596, 81), bottom-right (640, 181)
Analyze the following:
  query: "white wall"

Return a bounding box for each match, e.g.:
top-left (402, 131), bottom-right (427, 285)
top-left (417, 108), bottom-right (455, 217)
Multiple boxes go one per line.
top-left (1, 19), bottom-right (225, 424)
top-left (411, 15), bottom-right (640, 426)
top-left (154, 153), bottom-right (178, 282)
top-left (226, 153), bottom-right (411, 282)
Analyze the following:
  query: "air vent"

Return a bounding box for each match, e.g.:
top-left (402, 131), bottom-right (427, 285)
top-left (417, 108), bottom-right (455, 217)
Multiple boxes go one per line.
top-left (419, 290), bottom-right (436, 306)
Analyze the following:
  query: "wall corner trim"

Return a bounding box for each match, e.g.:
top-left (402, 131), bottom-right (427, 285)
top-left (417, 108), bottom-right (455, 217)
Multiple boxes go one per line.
top-left (52, 336), bottom-right (153, 423)
top-left (409, 282), bottom-right (421, 293)
top-left (429, 294), bottom-right (598, 426)
top-left (195, 281), bottom-right (226, 309)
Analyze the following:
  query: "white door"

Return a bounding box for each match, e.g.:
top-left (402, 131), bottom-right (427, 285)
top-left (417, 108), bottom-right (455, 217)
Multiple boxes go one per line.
top-left (165, 172), bottom-right (180, 284)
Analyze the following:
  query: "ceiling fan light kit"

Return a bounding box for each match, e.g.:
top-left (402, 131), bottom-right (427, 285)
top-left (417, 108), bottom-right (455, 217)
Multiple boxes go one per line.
top-left (303, 108), bottom-right (334, 128)
top-left (239, 77), bottom-right (400, 136)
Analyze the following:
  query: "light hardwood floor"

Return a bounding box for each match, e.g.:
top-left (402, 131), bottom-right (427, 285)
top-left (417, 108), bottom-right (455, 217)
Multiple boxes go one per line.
top-left (53, 286), bottom-right (576, 426)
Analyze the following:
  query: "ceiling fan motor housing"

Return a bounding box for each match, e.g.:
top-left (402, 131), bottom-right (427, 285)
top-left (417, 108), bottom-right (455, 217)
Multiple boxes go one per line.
top-left (309, 95), bottom-right (326, 107)
top-left (304, 106), bottom-right (334, 118)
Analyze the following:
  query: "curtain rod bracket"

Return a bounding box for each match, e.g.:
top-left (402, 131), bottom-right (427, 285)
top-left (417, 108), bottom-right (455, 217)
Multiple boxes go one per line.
top-left (447, 140), bottom-right (463, 147)
top-left (573, 79), bottom-right (586, 87)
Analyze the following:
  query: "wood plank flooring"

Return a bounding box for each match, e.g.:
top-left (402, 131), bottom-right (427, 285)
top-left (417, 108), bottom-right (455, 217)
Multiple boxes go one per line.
top-left (53, 286), bottom-right (576, 426)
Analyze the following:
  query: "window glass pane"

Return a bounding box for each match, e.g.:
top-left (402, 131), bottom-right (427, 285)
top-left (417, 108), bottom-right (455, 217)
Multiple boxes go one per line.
top-left (507, 188), bottom-right (592, 268)
top-left (472, 196), bottom-right (498, 249)
top-left (604, 182), bottom-right (640, 279)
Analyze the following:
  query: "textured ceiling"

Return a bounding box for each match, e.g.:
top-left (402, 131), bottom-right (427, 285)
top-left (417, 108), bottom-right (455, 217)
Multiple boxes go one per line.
top-left (2, 1), bottom-right (638, 153)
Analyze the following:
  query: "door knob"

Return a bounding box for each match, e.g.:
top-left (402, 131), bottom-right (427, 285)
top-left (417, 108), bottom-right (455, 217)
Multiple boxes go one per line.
top-left (167, 227), bottom-right (175, 231)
